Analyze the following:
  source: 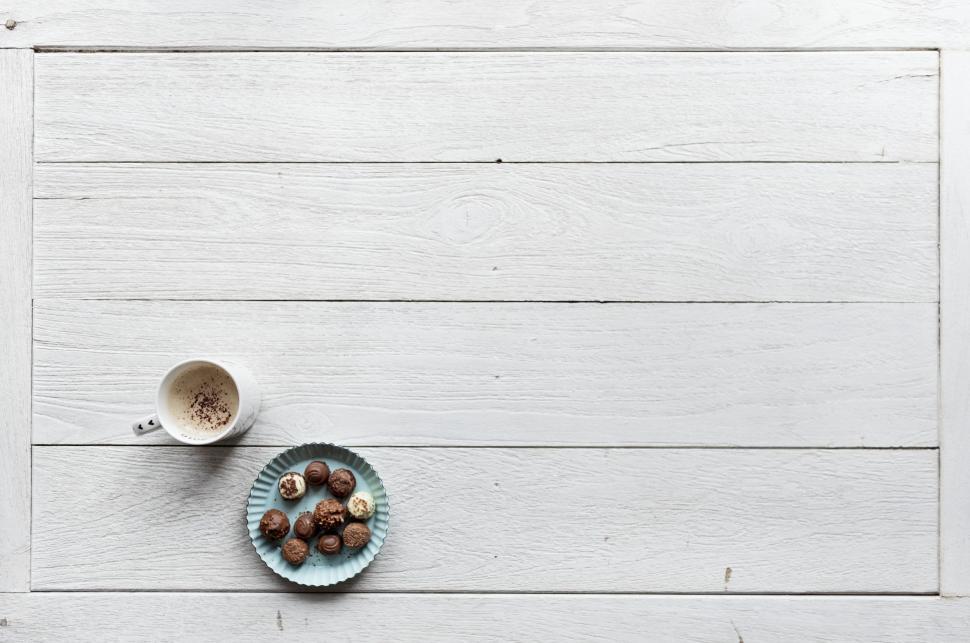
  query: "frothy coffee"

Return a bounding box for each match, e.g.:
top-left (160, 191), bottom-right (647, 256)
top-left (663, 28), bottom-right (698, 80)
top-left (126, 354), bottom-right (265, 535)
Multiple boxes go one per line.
top-left (167, 364), bottom-right (239, 438)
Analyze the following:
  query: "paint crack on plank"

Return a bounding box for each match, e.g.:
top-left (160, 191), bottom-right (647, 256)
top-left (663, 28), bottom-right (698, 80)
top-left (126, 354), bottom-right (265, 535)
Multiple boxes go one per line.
top-left (731, 620), bottom-right (744, 643)
top-left (724, 566), bottom-right (732, 591)
top-left (276, 610), bottom-right (283, 631)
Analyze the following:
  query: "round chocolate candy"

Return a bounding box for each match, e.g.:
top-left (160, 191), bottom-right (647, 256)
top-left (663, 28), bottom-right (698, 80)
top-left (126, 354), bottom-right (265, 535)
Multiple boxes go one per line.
top-left (327, 468), bottom-right (356, 498)
top-left (347, 491), bottom-right (376, 520)
top-left (304, 460), bottom-right (330, 486)
top-left (313, 498), bottom-right (348, 532)
top-left (343, 522), bottom-right (371, 550)
top-left (293, 512), bottom-right (317, 540)
top-left (282, 538), bottom-right (310, 565)
top-left (258, 509), bottom-right (290, 540)
top-left (278, 472), bottom-right (307, 501)
top-left (317, 534), bottom-right (342, 555)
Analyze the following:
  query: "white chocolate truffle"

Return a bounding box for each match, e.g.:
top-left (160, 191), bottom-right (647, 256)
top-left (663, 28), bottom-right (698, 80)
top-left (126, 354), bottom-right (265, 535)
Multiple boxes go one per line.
top-left (347, 491), bottom-right (376, 520)
top-left (278, 472), bottom-right (307, 500)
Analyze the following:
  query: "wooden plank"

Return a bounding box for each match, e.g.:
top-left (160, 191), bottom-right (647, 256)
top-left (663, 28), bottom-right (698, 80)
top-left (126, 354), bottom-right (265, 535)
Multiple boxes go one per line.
top-left (32, 301), bottom-right (938, 447)
top-left (33, 163), bottom-right (939, 301)
top-left (30, 447), bottom-right (938, 592)
top-left (0, 50), bottom-right (31, 593)
top-left (2, 1), bottom-right (969, 50)
top-left (33, 52), bottom-right (938, 163)
top-left (941, 51), bottom-right (970, 597)
top-left (2, 595), bottom-right (970, 643)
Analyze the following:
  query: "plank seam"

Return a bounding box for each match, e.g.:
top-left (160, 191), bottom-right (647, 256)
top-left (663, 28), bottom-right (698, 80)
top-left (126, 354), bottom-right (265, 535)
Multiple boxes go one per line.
top-left (0, 48), bottom-right (32, 593)
top-left (25, 299), bottom-right (941, 304)
top-left (27, 444), bottom-right (942, 450)
top-left (940, 50), bottom-right (970, 596)
top-left (0, 590), bottom-right (958, 598)
top-left (32, 47), bottom-right (942, 53)
top-left (937, 49), bottom-right (944, 598)
top-left (18, 588), bottom-right (944, 599)
top-left (32, 160), bottom-right (941, 165)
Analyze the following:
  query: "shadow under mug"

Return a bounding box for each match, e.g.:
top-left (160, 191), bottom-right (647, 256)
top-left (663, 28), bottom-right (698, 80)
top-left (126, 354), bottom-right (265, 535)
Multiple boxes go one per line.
top-left (131, 358), bottom-right (260, 445)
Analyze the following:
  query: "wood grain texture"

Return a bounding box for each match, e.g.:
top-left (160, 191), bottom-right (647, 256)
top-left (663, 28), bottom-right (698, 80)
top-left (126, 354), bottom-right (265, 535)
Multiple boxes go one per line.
top-left (32, 301), bottom-right (938, 447)
top-left (2, 595), bottom-right (970, 643)
top-left (941, 51), bottom-right (970, 597)
top-left (30, 447), bottom-right (938, 592)
top-left (33, 52), bottom-right (938, 162)
top-left (33, 163), bottom-right (939, 301)
top-left (0, 50), bottom-right (32, 593)
top-left (2, 1), bottom-right (969, 50)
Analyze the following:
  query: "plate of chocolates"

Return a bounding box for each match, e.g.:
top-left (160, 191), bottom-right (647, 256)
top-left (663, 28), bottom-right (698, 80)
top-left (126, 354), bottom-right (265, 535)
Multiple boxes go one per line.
top-left (246, 442), bottom-right (390, 586)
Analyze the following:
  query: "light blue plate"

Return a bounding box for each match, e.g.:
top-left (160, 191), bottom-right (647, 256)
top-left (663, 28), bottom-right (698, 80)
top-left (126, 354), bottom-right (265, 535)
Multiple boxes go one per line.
top-left (246, 443), bottom-right (390, 587)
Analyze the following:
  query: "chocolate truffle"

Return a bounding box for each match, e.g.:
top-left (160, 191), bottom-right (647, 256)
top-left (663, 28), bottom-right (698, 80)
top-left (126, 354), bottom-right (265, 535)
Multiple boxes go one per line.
top-left (327, 468), bottom-right (356, 498)
top-left (282, 538), bottom-right (310, 565)
top-left (293, 511), bottom-right (317, 540)
top-left (278, 472), bottom-right (307, 501)
top-left (343, 522), bottom-right (371, 550)
top-left (259, 509), bottom-right (290, 540)
top-left (317, 534), bottom-right (342, 555)
top-left (347, 491), bottom-right (376, 520)
top-left (313, 498), bottom-right (348, 532)
top-left (304, 460), bottom-right (330, 486)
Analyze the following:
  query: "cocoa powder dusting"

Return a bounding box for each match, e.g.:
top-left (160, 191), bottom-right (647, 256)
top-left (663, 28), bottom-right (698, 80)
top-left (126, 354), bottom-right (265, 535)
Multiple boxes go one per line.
top-left (189, 379), bottom-right (233, 430)
top-left (169, 365), bottom-right (239, 437)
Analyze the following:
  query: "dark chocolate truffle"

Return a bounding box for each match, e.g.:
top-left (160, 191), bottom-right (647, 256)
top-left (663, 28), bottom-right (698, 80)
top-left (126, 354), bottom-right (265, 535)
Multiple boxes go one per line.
top-left (313, 498), bottom-right (348, 532)
top-left (304, 460), bottom-right (330, 486)
top-left (278, 471), bottom-right (307, 501)
top-left (259, 509), bottom-right (290, 540)
top-left (317, 534), bottom-right (342, 555)
top-left (343, 522), bottom-right (371, 550)
top-left (293, 512), bottom-right (317, 540)
top-left (327, 468), bottom-right (357, 498)
top-left (282, 538), bottom-right (310, 565)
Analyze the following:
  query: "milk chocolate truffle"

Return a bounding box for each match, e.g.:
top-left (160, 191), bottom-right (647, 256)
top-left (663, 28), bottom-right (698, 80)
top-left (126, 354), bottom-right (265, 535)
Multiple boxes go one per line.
top-left (282, 538), bottom-right (310, 565)
top-left (278, 472), bottom-right (307, 501)
top-left (259, 509), bottom-right (290, 540)
top-left (293, 512), bottom-right (317, 540)
top-left (313, 498), bottom-right (348, 532)
top-left (304, 460), bottom-right (330, 486)
top-left (343, 522), bottom-right (371, 550)
top-left (347, 491), bottom-right (376, 520)
top-left (317, 534), bottom-right (342, 555)
top-left (327, 468), bottom-right (356, 498)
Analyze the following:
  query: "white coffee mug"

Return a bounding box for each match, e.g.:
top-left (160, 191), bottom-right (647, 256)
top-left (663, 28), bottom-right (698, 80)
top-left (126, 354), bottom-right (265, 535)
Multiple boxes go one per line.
top-left (131, 358), bottom-right (260, 445)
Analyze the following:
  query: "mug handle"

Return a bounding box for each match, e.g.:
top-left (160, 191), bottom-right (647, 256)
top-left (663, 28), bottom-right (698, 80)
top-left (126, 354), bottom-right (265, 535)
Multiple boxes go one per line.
top-left (132, 414), bottom-right (162, 436)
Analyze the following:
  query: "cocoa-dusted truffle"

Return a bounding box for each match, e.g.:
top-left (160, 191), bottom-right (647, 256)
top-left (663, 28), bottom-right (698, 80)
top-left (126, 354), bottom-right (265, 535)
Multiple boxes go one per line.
top-left (293, 512), bottom-right (317, 540)
top-left (259, 509), bottom-right (290, 540)
top-left (313, 498), bottom-right (348, 532)
top-left (278, 472), bottom-right (307, 501)
top-left (327, 468), bottom-right (356, 498)
top-left (347, 491), bottom-right (376, 520)
top-left (317, 534), bottom-right (342, 555)
top-left (343, 522), bottom-right (371, 550)
top-left (304, 461), bottom-right (330, 486)
top-left (282, 538), bottom-right (310, 565)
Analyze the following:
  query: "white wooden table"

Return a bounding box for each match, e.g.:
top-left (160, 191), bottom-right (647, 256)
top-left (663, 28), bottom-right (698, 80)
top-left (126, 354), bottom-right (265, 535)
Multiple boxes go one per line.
top-left (2, 3), bottom-right (970, 640)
